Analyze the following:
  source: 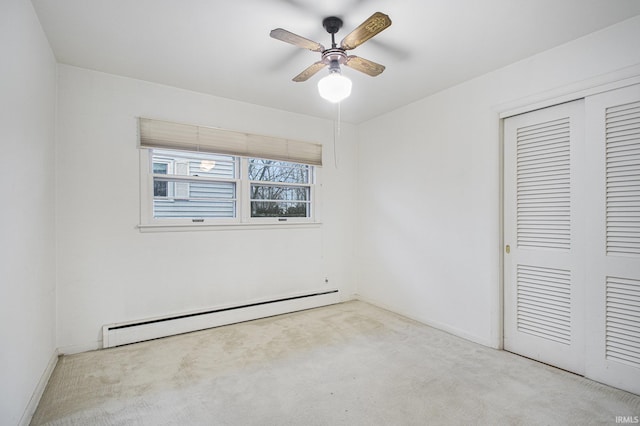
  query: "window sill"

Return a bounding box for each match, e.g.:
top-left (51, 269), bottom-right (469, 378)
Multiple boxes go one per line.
top-left (137, 221), bottom-right (322, 233)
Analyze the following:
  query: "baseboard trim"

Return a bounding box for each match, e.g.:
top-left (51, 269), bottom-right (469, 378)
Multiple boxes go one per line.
top-left (57, 341), bottom-right (101, 356)
top-left (355, 294), bottom-right (497, 349)
top-left (19, 349), bottom-right (58, 426)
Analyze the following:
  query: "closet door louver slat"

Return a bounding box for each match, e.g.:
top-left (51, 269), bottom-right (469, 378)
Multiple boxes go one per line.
top-left (517, 265), bottom-right (572, 344)
top-left (517, 118), bottom-right (571, 251)
top-left (606, 276), bottom-right (640, 369)
top-left (606, 101), bottom-right (640, 256)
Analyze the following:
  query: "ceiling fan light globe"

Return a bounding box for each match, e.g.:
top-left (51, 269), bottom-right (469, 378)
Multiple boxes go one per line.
top-left (317, 72), bottom-right (352, 103)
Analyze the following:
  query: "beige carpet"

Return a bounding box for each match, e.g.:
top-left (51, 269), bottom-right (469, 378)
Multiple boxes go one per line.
top-left (32, 301), bottom-right (640, 425)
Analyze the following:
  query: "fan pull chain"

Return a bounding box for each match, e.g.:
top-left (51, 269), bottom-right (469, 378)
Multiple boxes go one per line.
top-left (333, 102), bottom-right (341, 168)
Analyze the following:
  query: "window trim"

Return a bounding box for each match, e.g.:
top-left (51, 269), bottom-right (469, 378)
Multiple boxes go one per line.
top-left (138, 149), bottom-right (322, 231)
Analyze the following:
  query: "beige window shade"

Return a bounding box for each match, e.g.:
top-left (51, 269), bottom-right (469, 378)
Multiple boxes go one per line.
top-left (138, 118), bottom-right (322, 166)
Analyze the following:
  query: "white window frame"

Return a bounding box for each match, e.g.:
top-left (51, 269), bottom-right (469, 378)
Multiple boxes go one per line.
top-left (139, 148), bottom-right (321, 231)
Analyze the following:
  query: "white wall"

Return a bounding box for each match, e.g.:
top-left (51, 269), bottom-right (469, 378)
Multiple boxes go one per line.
top-left (0, 0), bottom-right (57, 424)
top-left (55, 65), bottom-right (358, 353)
top-left (356, 16), bottom-right (640, 347)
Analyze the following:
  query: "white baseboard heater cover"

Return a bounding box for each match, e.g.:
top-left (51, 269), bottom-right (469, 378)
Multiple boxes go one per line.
top-left (102, 289), bottom-right (339, 348)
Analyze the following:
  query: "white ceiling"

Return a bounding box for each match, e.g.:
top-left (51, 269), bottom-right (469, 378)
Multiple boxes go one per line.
top-left (31, 0), bottom-right (640, 123)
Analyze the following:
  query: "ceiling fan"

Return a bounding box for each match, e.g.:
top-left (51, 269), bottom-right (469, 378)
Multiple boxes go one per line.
top-left (270, 12), bottom-right (392, 102)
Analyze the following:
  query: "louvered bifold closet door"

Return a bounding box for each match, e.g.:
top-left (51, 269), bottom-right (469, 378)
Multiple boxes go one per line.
top-left (585, 84), bottom-right (640, 395)
top-left (504, 100), bottom-right (586, 375)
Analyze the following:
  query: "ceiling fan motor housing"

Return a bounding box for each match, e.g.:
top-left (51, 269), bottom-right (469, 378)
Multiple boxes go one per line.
top-left (322, 48), bottom-right (347, 69)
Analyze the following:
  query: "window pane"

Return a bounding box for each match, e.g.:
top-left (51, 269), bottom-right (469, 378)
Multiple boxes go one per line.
top-left (152, 149), bottom-right (236, 179)
top-left (153, 179), bottom-right (236, 218)
top-left (154, 199), bottom-right (236, 218)
top-left (248, 159), bottom-right (310, 184)
top-left (251, 201), bottom-right (309, 217)
top-left (250, 184), bottom-right (310, 218)
top-left (251, 185), bottom-right (309, 201)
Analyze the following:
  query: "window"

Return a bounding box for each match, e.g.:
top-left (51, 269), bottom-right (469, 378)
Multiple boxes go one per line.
top-left (140, 148), bottom-right (317, 227)
top-left (138, 118), bottom-right (322, 228)
top-left (149, 149), bottom-right (238, 220)
top-left (249, 159), bottom-right (312, 218)
top-left (142, 149), bottom-right (314, 224)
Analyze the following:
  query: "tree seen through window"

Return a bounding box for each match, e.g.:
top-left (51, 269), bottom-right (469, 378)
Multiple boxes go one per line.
top-left (249, 159), bottom-right (311, 217)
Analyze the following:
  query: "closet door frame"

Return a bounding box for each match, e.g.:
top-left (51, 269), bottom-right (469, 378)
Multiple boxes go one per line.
top-left (500, 73), bottom-right (640, 342)
top-left (500, 75), bottom-right (640, 395)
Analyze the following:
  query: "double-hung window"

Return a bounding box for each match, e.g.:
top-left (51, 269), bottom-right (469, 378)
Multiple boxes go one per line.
top-left (249, 158), bottom-right (312, 218)
top-left (138, 118), bottom-right (321, 228)
top-left (150, 150), bottom-right (238, 220)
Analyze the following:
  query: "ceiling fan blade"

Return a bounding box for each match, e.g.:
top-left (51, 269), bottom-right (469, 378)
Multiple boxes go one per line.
top-left (340, 12), bottom-right (392, 50)
top-left (345, 56), bottom-right (386, 77)
top-left (270, 28), bottom-right (325, 52)
top-left (293, 61), bottom-right (327, 82)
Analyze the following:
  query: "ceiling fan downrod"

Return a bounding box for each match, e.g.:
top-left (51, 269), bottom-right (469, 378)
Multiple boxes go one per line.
top-left (322, 16), bottom-right (343, 48)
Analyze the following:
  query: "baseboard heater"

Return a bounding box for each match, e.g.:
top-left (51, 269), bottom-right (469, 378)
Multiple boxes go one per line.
top-left (102, 289), bottom-right (340, 348)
